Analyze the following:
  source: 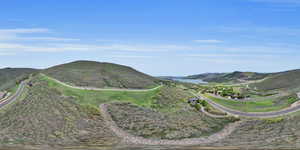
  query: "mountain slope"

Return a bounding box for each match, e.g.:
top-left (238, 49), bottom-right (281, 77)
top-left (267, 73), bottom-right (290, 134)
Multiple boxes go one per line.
top-left (0, 77), bottom-right (119, 145)
top-left (187, 72), bottom-right (270, 83)
top-left (251, 69), bottom-right (300, 91)
top-left (0, 68), bottom-right (38, 90)
top-left (43, 60), bottom-right (159, 89)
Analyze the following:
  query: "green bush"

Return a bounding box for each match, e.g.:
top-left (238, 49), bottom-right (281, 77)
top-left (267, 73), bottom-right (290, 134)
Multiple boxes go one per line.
top-left (195, 103), bottom-right (202, 111)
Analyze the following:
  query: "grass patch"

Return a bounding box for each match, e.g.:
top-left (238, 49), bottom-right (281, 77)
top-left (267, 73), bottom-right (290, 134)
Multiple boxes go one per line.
top-left (263, 117), bottom-right (284, 124)
top-left (39, 74), bottom-right (160, 108)
top-left (6, 84), bottom-right (19, 94)
top-left (204, 93), bottom-right (296, 112)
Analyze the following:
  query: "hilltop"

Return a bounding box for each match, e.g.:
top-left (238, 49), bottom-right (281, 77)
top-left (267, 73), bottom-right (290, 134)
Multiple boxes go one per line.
top-left (0, 68), bottom-right (38, 91)
top-left (187, 71), bottom-right (270, 83)
top-left (251, 69), bottom-right (300, 91)
top-left (43, 60), bottom-right (159, 89)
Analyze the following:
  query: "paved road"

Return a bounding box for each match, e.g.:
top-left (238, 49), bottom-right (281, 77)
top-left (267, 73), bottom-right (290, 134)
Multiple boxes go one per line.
top-left (0, 81), bottom-right (26, 108)
top-left (41, 73), bottom-right (162, 92)
top-left (191, 92), bottom-right (300, 118)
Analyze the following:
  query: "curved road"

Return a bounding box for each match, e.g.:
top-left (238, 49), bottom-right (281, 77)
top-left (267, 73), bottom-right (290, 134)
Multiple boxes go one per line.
top-left (0, 81), bottom-right (26, 108)
top-left (191, 92), bottom-right (300, 118)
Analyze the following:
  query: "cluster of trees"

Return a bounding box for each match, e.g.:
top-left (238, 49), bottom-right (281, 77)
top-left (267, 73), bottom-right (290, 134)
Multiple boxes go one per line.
top-left (188, 98), bottom-right (208, 111)
top-left (201, 86), bottom-right (248, 100)
top-left (15, 75), bottom-right (30, 85)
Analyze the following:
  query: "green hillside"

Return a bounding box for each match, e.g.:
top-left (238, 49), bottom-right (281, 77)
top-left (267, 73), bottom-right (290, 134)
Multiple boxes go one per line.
top-left (43, 60), bottom-right (159, 89)
top-left (187, 71), bottom-right (269, 83)
top-left (0, 68), bottom-right (38, 91)
top-left (0, 74), bottom-right (236, 145)
top-left (0, 77), bottom-right (119, 145)
top-left (251, 69), bottom-right (300, 91)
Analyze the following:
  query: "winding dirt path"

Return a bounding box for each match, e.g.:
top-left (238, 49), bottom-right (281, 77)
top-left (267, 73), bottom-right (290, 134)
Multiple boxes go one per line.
top-left (99, 103), bottom-right (242, 146)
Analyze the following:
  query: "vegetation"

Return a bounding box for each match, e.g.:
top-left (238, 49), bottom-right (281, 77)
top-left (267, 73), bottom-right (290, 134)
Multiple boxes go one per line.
top-left (187, 71), bottom-right (270, 83)
top-left (205, 103), bottom-right (227, 116)
top-left (0, 68), bottom-right (37, 91)
top-left (43, 60), bottom-right (159, 89)
top-left (0, 77), bottom-right (119, 145)
top-left (2, 61), bottom-right (300, 148)
top-left (40, 74), bottom-right (160, 108)
top-left (204, 94), bottom-right (298, 112)
top-left (211, 115), bottom-right (300, 148)
top-left (201, 86), bottom-right (248, 99)
top-left (251, 69), bottom-right (300, 91)
top-left (107, 102), bottom-right (236, 140)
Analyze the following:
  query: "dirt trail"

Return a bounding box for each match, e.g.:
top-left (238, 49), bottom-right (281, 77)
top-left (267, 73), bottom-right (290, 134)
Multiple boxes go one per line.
top-left (100, 103), bottom-right (241, 146)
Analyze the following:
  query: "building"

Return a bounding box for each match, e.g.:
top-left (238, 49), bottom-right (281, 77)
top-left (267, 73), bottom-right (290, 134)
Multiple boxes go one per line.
top-left (187, 97), bottom-right (199, 105)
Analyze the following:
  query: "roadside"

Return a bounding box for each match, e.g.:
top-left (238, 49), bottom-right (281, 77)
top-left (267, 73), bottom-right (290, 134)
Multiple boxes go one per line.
top-left (191, 92), bottom-right (300, 118)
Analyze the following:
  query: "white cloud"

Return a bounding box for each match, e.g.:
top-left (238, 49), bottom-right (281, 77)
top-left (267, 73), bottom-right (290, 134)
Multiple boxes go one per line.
top-left (0, 28), bottom-right (49, 34)
top-left (0, 28), bottom-right (79, 42)
top-left (106, 55), bottom-right (154, 58)
top-left (185, 53), bottom-right (282, 58)
top-left (0, 43), bottom-right (195, 53)
top-left (5, 37), bottom-right (80, 41)
top-left (193, 40), bottom-right (223, 43)
top-left (0, 52), bottom-right (15, 56)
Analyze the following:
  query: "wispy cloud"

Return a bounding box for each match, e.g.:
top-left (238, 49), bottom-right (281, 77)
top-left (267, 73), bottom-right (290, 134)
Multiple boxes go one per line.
top-left (105, 55), bottom-right (154, 58)
top-left (193, 40), bottom-right (223, 43)
top-left (0, 52), bottom-right (15, 56)
top-left (0, 43), bottom-right (195, 53)
top-left (217, 26), bottom-right (300, 36)
top-left (3, 37), bottom-right (80, 41)
top-left (0, 28), bottom-right (79, 42)
top-left (0, 28), bottom-right (49, 34)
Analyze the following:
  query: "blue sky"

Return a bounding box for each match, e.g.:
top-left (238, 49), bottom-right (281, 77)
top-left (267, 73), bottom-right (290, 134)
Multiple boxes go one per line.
top-left (0, 0), bottom-right (300, 76)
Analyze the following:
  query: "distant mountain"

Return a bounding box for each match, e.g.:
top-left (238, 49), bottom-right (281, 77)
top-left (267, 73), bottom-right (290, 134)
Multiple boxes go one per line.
top-left (186, 71), bottom-right (270, 83)
top-left (43, 60), bottom-right (159, 89)
top-left (0, 68), bottom-right (38, 90)
top-left (186, 73), bottom-right (225, 80)
top-left (250, 69), bottom-right (300, 91)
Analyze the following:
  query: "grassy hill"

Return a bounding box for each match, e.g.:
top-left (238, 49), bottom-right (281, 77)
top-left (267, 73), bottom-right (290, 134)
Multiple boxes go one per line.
top-left (251, 69), bottom-right (300, 91)
top-left (0, 77), bottom-right (119, 145)
top-left (0, 73), bottom-right (236, 145)
top-left (0, 68), bottom-right (38, 91)
top-left (187, 71), bottom-right (269, 83)
top-left (187, 73), bottom-right (225, 80)
top-left (43, 60), bottom-right (159, 89)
